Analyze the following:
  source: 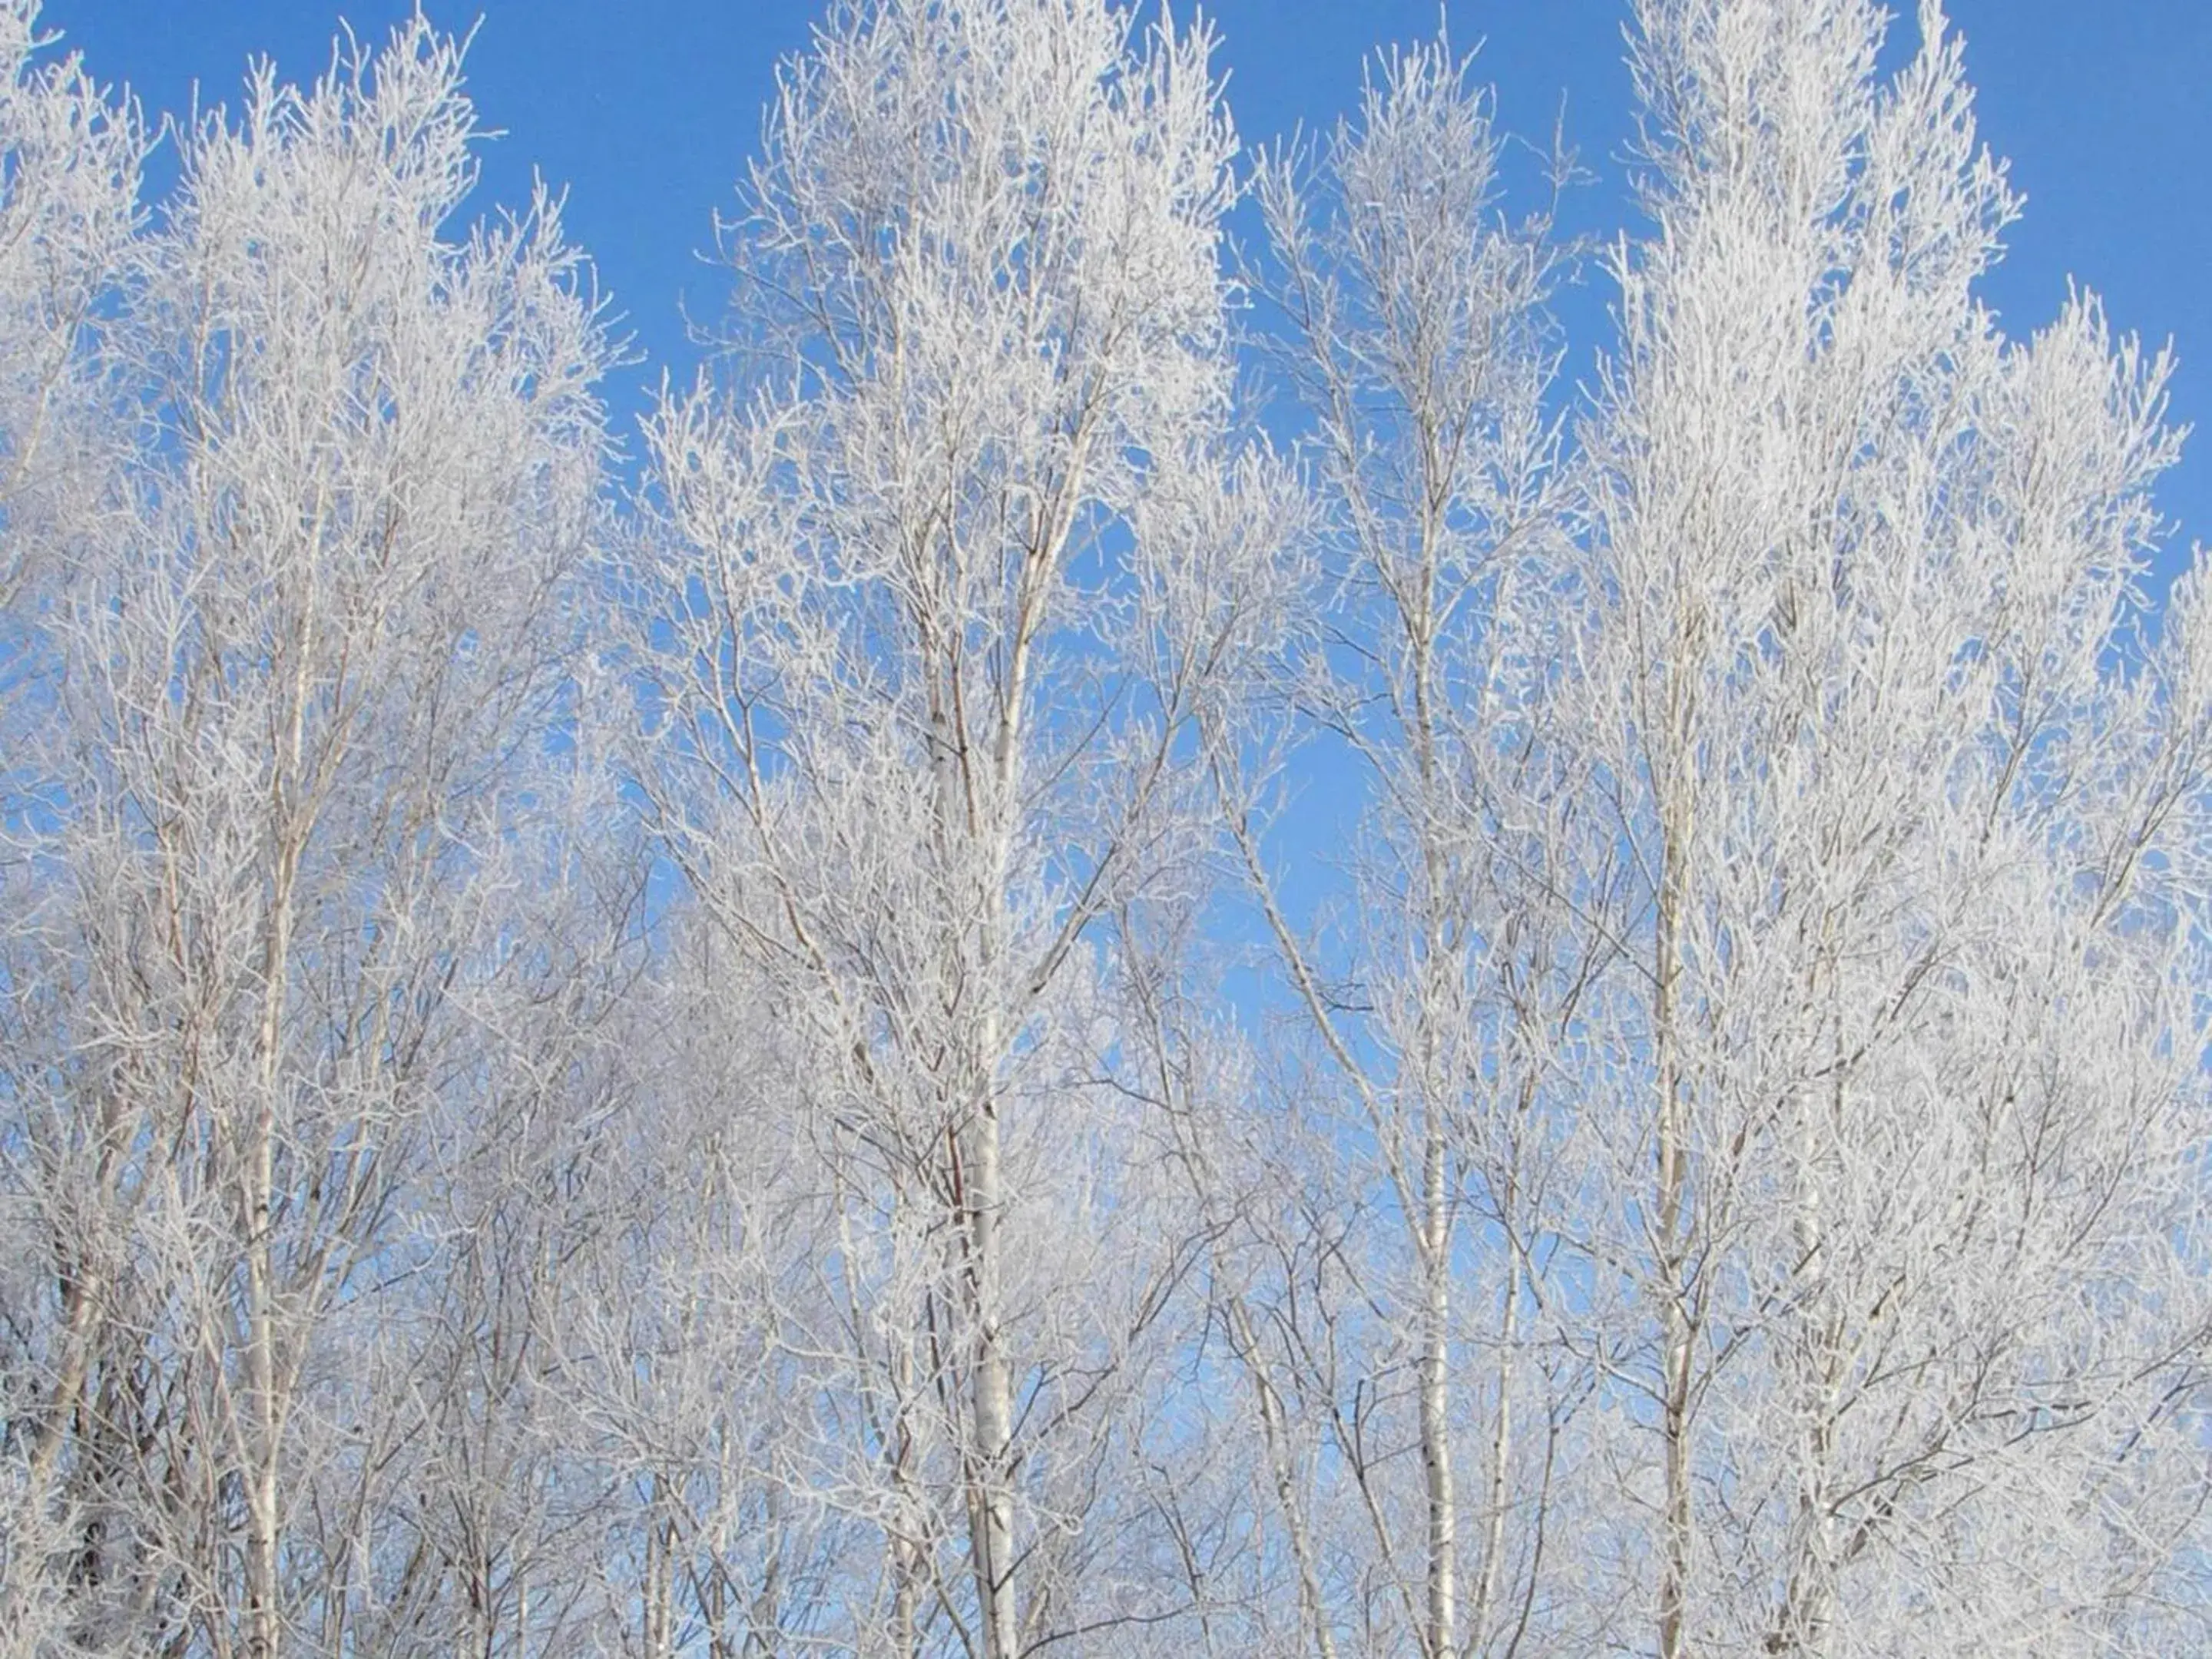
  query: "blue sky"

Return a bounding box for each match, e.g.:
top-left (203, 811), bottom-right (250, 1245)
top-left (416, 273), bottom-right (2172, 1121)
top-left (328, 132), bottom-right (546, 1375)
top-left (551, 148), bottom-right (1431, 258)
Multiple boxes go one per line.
top-left (41, 1), bottom-right (2212, 578)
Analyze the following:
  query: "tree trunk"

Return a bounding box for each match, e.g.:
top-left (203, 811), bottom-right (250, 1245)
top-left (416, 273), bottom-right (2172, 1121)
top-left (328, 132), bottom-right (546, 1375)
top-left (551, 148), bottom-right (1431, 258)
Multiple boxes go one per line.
top-left (1419, 1122), bottom-right (1457, 1659)
top-left (244, 844), bottom-right (296, 1659)
top-left (1470, 1250), bottom-right (1520, 1651)
top-left (1654, 810), bottom-right (1693, 1659)
top-left (965, 1089), bottom-right (1018, 1659)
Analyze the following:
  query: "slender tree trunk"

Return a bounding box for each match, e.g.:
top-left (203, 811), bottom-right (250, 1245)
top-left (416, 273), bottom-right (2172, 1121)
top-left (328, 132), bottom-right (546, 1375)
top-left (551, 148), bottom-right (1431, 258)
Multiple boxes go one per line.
top-left (959, 519), bottom-right (1058, 1659)
top-left (889, 1336), bottom-right (922, 1659)
top-left (29, 1191), bottom-right (109, 1486)
top-left (922, 720), bottom-right (1022, 1655)
top-left (891, 1535), bottom-right (919, 1657)
top-left (922, 613), bottom-right (1022, 1655)
top-left (1409, 512), bottom-right (1457, 1659)
top-left (244, 844), bottom-right (296, 1659)
top-left (965, 1080), bottom-right (1018, 1659)
top-left (1419, 1121), bottom-right (1456, 1659)
top-left (1654, 808), bottom-right (1693, 1659)
top-left (644, 1471), bottom-right (674, 1659)
top-left (1469, 1248), bottom-right (1520, 1651)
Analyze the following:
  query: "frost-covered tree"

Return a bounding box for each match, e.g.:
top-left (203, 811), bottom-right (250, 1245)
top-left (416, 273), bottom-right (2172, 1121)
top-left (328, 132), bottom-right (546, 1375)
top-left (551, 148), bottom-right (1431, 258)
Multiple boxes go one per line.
top-left (638, 0), bottom-right (1291, 1651)
top-left (1565, 1), bottom-right (2212, 1651)
top-left (0, 8), bottom-right (145, 1650)
top-left (0, 17), bottom-right (613, 1652)
top-left (1221, 40), bottom-right (1601, 1659)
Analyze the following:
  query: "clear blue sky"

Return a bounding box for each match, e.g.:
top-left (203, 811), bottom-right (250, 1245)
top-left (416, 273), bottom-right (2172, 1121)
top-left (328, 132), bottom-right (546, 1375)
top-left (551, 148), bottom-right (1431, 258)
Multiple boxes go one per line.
top-left (40, 1), bottom-right (2212, 578)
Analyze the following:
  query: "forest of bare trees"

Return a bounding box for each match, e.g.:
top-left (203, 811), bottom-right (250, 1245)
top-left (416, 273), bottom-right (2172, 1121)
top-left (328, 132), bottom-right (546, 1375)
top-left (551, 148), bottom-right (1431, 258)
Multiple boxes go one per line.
top-left (2, 0), bottom-right (2208, 1654)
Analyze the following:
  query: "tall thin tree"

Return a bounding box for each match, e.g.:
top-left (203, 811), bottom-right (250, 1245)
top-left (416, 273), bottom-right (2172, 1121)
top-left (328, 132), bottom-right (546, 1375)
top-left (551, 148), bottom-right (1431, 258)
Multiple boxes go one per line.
top-left (641, 0), bottom-right (1289, 1649)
